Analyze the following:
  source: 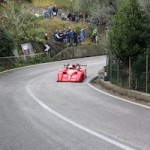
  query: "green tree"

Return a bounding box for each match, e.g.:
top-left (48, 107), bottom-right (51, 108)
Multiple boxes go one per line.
top-left (0, 27), bottom-right (15, 57)
top-left (74, 0), bottom-right (121, 19)
top-left (139, 0), bottom-right (150, 21)
top-left (109, 0), bottom-right (148, 60)
top-left (0, 2), bottom-right (38, 49)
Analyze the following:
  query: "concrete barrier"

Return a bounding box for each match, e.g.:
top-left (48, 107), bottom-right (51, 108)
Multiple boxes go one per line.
top-left (52, 45), bottom-right (106, 61)
top-left (97, 77), bottom-right (150, 103)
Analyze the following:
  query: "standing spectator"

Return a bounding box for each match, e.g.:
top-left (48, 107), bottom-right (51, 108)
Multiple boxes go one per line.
top-left (67, 12), bottom-right (72, 21)
top-left (84, 13), bottom-right (88, 20)
top-left (69, 29), bottom-right (74, 46)
top-left (58, 30), bottom-right (64, 43)
top-left (79, 13), bottom-right (83, 21)
top-left (80, 28), bottom-right (85, 42)
top-left (48, 4), bottom-right (53, 18)
top-left (83, 27), bottom-right (86, 39)
top-left (53, 30), bottom-right (59, 42)
top-left (95, 34), bottom-right (98, 45)
top-left (72, 13), bottom-right (76, 22)
top-left (53, 5), bottom-right (58, 17)
top-left (73, 29), bottom-right (78, 46)
top-left (63, 29), bottom-right (68, 44)
top-left (67, 27), bottom-right (71, 43)
top-left (92, 28), bottom-right (97, 42)
top-left (44, 33), bottom-right (49, 41)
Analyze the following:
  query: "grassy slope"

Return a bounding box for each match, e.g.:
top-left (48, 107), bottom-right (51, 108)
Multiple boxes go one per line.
top-left (29, 0), bottom-right (88, 46)
top-left (18, 0), bottom-right (91, 51)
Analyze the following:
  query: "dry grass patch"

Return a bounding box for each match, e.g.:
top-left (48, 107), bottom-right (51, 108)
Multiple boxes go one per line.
top-left (32, 0), bottom-right (72, 8)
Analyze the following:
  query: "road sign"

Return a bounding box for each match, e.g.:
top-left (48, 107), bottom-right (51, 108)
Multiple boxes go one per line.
top-left (44, 44), bottom-right (50, 52)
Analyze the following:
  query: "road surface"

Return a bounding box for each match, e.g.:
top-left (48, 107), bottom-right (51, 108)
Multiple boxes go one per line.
top-left (0, 56), bottom-right (150, 150)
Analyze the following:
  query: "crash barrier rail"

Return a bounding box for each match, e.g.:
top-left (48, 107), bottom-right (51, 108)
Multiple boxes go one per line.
top-left (0, 53), bottom-right (49, 72)
top-left (107, 53), bottom-right (150, 94)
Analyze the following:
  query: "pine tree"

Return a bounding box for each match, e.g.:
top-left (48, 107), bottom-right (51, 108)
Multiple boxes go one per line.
top-left (109, 0), bottom-right (148, 60)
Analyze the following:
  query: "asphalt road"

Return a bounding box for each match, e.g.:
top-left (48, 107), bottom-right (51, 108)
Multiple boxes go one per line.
top-left (0, 56), bottom-right (150, 150)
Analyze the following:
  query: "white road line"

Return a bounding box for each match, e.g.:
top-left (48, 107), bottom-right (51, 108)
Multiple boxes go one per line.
top-left (87, 76), bottom-right (150, 110)
top-left (26, 75), bottom-right (135, 150)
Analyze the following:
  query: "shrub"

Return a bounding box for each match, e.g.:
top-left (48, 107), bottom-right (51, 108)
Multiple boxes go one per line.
top-left (0, 27), bottom-right (15, 57)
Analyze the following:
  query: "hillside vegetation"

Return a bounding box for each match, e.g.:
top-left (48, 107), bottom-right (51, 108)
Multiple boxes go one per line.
top-left (32, 0), bottom-right (73, 8)
top-left (0, 0), bottom-right (88, 56)
top-left (1, 0), bottom-right (149, 56)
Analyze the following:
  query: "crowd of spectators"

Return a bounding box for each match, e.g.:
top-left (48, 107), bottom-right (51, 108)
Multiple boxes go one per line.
top-left (42, 4), bottom-right (102, 47)
top-left (61, 12), bottom-right (101, 26)
top-left (42, 6), bottom-right (102, 26)
top-left (43, 4), bottom-right (58, 18)
top-left (61, 12), bottom-right (85, 22)
top-left (52, 27), bottom-right (86, 46)
top-left (44, 22), bottom-right (99, 46)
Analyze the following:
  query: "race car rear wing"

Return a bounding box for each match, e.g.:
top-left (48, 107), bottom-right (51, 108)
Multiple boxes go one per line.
top-left (64, 63), bottom-right (87, 67)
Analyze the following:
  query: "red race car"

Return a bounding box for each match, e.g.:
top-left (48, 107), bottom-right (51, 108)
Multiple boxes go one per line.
top-left (57, 63), bottom-right (87, 82)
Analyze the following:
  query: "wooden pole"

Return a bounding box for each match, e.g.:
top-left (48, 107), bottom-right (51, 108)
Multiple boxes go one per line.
top-left (146, 51), bottom-right (148, 93)
top-left (117, 59), bottom-right (119, 83)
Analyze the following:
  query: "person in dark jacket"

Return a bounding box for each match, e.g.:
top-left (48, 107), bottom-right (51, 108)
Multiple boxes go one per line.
top-left (67, 12), bottom-right (72, 21)
top-left (73, 30), bottom-right (78, 46)
top-left (63, 29), bottom-right (68, 44)
top-left (69, 29), bottom-right (74, 46)
top-left (58, 30), bottom-right (64, 43)
top-left (72, 13), bottom-right (76, 22)
top-left (53, 30), bottom-right (60, 42)
top-left (79, 13), bottom-right (83, 21)
top-left (44, 33), bottom-right (48, 40)
top-left (53, 5), bottom-right (58, 17)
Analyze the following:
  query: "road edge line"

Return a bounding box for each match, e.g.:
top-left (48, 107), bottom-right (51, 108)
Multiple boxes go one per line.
top-left (87, 75), bottom-right (150, 109)
top-left (26, 76), bottom-right (135, 150)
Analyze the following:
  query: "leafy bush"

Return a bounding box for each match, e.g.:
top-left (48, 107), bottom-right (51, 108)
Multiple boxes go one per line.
top-left (0, 27), bottom-right (15, 57)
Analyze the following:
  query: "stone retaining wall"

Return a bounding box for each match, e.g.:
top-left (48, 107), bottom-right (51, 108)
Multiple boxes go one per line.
top-left (52, 45), bottom-right (106, 61)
